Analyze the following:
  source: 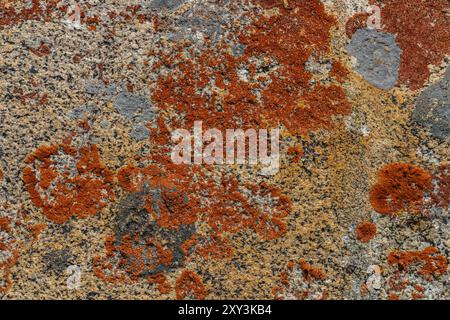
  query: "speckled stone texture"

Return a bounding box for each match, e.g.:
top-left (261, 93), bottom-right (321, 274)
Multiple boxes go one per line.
top-left (0, 0), bottom-right (449, 300)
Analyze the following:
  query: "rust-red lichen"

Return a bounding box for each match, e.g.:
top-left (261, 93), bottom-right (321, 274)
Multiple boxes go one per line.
top-left (151, 0), bottom-right (351, 135)
top-left (23, 142), bottom-right (114, 224)
top-left (0, 206), bottom-right (21, 293)
top-left (0, 0), bottom-right (62, 29)
top-left (147, 273), bottom-right (172, 294)
top-left (355, 221), bottom-right (377, 243)
top-left (175, 270), bottom-right (206, 300)
top-left (371, 0), bottom-right (450, 89)
top-left (29, 43), bottom-right (51, 57)
top-left (287, 146), bottom-right (304, 164)
top-left (345, 13), bottom-right (370, 38)
top-left (273, 259), bottom-right (327, 300)
top-left (330, 60), bottom-right (350, 83)
top-left (387, 247), bottom-right (448, 279)
top-left (0, 243), bottom-right (18, 293)
top-left (117, 119), bottom-right (292, 240)
top-left (93, 234), bottom-right (175, 283)
top-left (369, 163), bottom-right (432, 215)
top-left (431, 165), bottom-right (449, 209)
top-left (370, 163), bottom-right (449, 216)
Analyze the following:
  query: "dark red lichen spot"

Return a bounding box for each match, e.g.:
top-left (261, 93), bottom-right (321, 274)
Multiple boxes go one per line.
top-left (195, 235), bottom-right (234, 260)
top-left (331, 60), bottom-right (350, 83)
top-left (369, 163), bottom-right (432, 215)
top-left (370, 163), bottom-right (449, 216)
top-left (431, 165), bottom-right (449, 209)
top-left (175, 270), bottom-right (206, 300)
top-left (273, 259), bottom-right (327, 300)
top-left (297, 259), bottom-right (327, 281)
top-left (23, 142), bottom-right (115, 223)
top-left (388, 247), bottom-right (448, 279)
top-left (147, 273), bottom-right (171, 294)
top-left (29, 43), bottom-right (51, 57)
top-left (345, 13), bottom-right (370, 38)
top-left (355, 221), bottom-right (377, 243)
top-left (93, 234), bottom-right (174, 283)
top-left (287, 146), bottom-right (304, 163)
top-left (0, 207), bottom-right (20, 293)
top-left (13, 88), bottom-right (49, 107)
top-left (371, 0), bottom-right (450, 89)
top-left (389, 293), bottom-right (399, 300)
top-left (0, 243), bottom-right (18, 293)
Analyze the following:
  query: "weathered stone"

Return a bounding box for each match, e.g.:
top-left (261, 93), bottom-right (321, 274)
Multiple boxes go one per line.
top-left (347, 29), bottom-right (401, 90)
top-left (412, 68), bottom-right (449, 140)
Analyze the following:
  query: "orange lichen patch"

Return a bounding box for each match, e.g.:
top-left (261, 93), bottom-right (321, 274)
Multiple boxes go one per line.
top-left (0, 0), bottom-right (62, 29)
top-left (0, 217), bottom-right (11, 233)
top-left (0, 210), bottom-right (20, 293)
top-left (175, 270), bottom-right (206, 300)
top-left (0, 168), bottom-right (3, 182)
top-left (0, 245), bottom-right (18, 293)
top-left (0, 205), bottom-right (46, 293)
top-left (116, 119), bottom-right (292, 239)
top-left (147, 273), bottom-right (172, 294)
top-left (29, 43), bottom-right (51, 57)
top-left (151, 0), bottom-right (351, 135)
top-left (411, 292), bottom-right (425, 300)
top-left (369, 163), bottom-right (432, 215)
top-left (414, 285), bottom-right (425, 293)
top-left (144, 174), bottom-right (200, 230)
top-left (355, 221), bottom-right (377, 243)
top-left (93, 234), bottom-right (174, 283)
top-left (385, 266), bottom-right (443, 300)
top-left (345, 13), bottom-right (370, 38)
top-left (181, 235), bottom-right (197, 257)
top-left (23, 142), bottom-right (114, 224)
top-left (387, 247), bottom-right (448, 279)
top-left (274, 259), bottom-right (327, 300)
top-left (431, 165), bottom-right (449, 209)
top-left (389, 293), bottom-right (399, 300)
top-left (287, 146), bottom-right (304, 163)
top-left (371, 0), bottom-right (450, 89)
top-left (13, 88), bottom-right (49, 107)
top-left (195, 235), bottom-right (234, 260)
top-left (297, 259), bottom-right (327, 281)
top-left (117, 164), bottom-right (161, 193)
top-left (28, 223), bottom-right (46, 242)
top-left (330, 61), bottom-right (349, 83)
top-left (98, 121), bottom-right (292, 283)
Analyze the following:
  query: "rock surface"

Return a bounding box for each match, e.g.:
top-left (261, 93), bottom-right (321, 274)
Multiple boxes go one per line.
top-left (0, 0), bottom-right (448, 300)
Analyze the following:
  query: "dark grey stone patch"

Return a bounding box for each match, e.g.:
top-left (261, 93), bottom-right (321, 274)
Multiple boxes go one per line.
top-left (412, 68), bottom-right (450, 140)
top-left (347, 29), bottom-right (401, 90)
top-left (129, 124), bottom-right (151, 141)
top-left (114, 190), bottom-right (196, 276)
top-left (113, 91), bottom-right (155, 122)
top-left (167, 1), bottom-right (232, 43)
top-left (68, 104), bottom-right (99, 119)
top-left (113, 91), bottom-right (156, 141)
top-left (85, 82), bottom-right (117, 100)
top-left (85, 82), bottom-right (105, 96)
top-left (42, 249), bottom-right (73, 274)
top-left (148, 0), bottom-right (188, 10)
